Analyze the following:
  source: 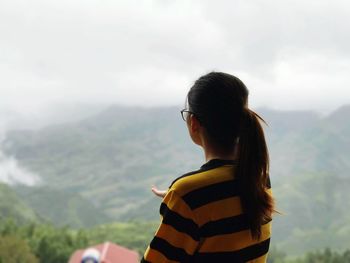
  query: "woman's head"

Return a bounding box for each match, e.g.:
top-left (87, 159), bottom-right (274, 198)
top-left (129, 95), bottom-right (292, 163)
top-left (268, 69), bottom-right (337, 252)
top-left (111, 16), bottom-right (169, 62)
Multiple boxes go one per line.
top-left (185, 71), bottom-right (274, 240)
top-left (186, 72), bottom-right (248, 151)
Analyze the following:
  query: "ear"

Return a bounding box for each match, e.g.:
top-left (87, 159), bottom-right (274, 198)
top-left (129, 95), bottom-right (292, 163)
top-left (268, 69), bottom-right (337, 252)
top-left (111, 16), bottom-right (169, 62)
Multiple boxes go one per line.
top-left (189, 114), bottom-right (201, 133)
top-left (187, 114), bottom-right (204, 147)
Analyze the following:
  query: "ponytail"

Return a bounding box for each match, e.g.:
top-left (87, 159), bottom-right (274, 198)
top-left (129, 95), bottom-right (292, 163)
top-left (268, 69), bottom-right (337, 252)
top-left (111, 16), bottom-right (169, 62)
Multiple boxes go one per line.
top-left (236, 108), bottom-right (274, 240)
top-left (186, 71), bottom-right (275, 239)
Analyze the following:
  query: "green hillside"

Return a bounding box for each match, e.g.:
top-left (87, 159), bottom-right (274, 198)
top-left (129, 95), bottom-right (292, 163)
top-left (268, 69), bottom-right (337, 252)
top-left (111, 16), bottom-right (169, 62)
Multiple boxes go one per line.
top-left (272, 172), bottom-right (350, 254)
top-left (13, 185), bottom-right (112, 228)
top-left (1, 104), bottom-right (350, 255)
top-left (0, 183), bottom-right (39, 224)
top-left (2, 106), bottom-right (203, 220)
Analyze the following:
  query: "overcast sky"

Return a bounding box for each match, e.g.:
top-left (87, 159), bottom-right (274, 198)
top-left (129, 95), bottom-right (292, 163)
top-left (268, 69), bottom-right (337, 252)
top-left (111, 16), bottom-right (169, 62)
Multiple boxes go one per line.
top-left (1, 0), bottom-right (350, 119)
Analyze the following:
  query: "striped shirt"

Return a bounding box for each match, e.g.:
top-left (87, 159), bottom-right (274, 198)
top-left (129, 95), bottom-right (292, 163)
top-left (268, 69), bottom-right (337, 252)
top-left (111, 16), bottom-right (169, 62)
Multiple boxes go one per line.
top-left (142, 159), bottom-right (272, 263)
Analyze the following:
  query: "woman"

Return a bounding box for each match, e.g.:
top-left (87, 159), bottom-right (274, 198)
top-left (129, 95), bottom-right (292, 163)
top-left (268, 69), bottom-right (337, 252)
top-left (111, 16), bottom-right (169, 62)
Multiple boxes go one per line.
top-left (142, 72), bottom-right (274, 262)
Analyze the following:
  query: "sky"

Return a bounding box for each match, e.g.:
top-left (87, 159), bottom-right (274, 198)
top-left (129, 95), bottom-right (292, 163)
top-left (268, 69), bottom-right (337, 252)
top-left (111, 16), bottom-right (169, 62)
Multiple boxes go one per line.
top-left (0, 0), bottom-right (349, 185)
top-left (1, 0), bottom-right (350, 120)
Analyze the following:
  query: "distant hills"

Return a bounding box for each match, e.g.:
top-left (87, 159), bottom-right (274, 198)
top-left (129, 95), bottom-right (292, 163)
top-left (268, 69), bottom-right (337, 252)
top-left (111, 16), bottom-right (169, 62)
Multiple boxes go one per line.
top-left (2, 106), bottom-right (203, 221)
top-left (1, 104), bottom-right (349, 255)
top-left (0, 183), bottom-right (39, 224)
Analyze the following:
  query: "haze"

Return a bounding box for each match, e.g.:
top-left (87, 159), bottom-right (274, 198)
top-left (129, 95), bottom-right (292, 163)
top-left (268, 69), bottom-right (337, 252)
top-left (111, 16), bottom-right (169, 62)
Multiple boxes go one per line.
top-left (1, 0), bottom-right (350, 126)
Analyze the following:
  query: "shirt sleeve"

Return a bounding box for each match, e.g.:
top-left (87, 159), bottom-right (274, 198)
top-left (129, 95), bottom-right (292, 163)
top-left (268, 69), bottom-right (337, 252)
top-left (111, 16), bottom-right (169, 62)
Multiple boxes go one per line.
top-left (141, 190), bottom-right (200, 262)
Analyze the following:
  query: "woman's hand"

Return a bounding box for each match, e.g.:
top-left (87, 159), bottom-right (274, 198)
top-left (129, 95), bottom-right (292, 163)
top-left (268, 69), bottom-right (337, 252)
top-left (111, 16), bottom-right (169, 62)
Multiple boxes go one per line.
top-left (151, 185), bottom-right (167, 198)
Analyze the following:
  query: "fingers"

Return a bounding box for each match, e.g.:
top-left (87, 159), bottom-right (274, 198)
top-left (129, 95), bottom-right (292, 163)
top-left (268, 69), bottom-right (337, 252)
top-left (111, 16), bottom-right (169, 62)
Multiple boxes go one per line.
top-left (151, 185), bottom-right (167, 198)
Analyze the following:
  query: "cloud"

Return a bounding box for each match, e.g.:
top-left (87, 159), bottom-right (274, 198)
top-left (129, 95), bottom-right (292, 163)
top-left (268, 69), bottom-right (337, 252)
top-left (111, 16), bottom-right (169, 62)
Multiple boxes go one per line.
top-left (0, 0), bottom-right (349, 117)
top-left (0, 128), bottom-right (40, 186)
top-left (0, 151), bottom-right (41, 186)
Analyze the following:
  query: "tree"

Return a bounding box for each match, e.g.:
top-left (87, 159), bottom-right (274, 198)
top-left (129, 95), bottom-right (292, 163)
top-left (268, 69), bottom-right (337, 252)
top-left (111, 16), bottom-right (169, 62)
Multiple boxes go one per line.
top-left (0, 235), bottom-right (38, 263)
top-left (36, 229), bottom-right (75, 263)
top-left (268, 246), bottom-right (287, 263)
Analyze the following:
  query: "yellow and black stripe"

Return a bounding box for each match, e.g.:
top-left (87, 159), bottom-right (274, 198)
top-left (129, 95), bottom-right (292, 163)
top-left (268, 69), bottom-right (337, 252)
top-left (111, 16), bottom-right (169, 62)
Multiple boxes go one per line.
top-left (142, 159), bottom-right (272, 262)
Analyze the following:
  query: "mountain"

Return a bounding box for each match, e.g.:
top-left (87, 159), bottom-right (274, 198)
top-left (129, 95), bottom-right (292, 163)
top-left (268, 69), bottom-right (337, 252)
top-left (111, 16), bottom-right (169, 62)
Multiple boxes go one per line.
top-left (13, 185), bottom-right (112, 228)
top-left (259, 107), bottom-right (350, 180)
top-left (2, 106), bottom-right (203, 220)
top-left (272, 171), bottom-right (350, 254)
top-left (1, 104), bottom-right (350, 255)
top-left (0, 183), bottom-right (39, 224)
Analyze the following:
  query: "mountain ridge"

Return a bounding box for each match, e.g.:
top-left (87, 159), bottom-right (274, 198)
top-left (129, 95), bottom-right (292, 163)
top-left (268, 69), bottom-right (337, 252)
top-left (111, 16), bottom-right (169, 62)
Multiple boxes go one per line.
top-left (0, 104), bottom-right (349, 255)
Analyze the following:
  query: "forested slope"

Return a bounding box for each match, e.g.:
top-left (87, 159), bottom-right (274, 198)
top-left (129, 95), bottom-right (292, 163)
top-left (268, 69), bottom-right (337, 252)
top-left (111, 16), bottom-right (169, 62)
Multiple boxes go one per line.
top-left (1, 104), bottom-right (349, 255)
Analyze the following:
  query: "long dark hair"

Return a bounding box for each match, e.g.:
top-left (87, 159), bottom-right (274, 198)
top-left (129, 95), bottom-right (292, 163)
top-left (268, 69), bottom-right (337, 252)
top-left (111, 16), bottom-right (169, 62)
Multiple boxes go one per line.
top-left (187, 71), bottom-right (274, 239)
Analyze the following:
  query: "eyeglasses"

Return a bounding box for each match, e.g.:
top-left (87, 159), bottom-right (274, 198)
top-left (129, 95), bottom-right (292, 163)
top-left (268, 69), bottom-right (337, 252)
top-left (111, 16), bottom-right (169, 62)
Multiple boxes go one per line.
top-left (180, 109), bottom-right (193, 121)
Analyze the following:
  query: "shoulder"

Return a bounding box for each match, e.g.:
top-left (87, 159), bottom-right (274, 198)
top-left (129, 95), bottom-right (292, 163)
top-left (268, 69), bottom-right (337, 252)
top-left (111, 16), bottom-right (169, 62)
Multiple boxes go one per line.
top-left (169, 165), bottom-right (237, 197)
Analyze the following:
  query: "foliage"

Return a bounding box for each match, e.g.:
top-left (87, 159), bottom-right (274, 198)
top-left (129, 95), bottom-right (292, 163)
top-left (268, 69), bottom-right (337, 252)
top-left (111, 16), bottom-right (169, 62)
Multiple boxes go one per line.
top-left (0, 183), bottom-right (39, 224)
top-left (14, 185), bottom-right (111, 228)
top-left (268, 247), bottom-right (350, 263)
top-left (1, 218), bottom-right (350, 263)
top-left (268, 246), bottom-right (287, 263)
top-left (1, 105), bottom-right (350, 257)
top-left (0, 220), bottom-right (79, 263)
top-left (299, 248), bottom-right (350, 263)
top-left (0, 235), bottom-right (38, 263)
top-left (0, 218), bottom-right (157, 262)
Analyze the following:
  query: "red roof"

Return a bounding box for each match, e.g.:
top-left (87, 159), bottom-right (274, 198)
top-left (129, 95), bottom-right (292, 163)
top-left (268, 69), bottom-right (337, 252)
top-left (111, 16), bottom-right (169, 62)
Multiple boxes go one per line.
top-left (68, 242), bottom-right (139, 263)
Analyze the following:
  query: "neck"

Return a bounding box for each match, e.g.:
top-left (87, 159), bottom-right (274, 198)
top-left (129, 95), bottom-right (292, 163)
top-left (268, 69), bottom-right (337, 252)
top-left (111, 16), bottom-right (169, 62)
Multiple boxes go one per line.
top-left (196, 128), bottom-right (239, 162)
top-left (203, 142), bottom-right (239, 162)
